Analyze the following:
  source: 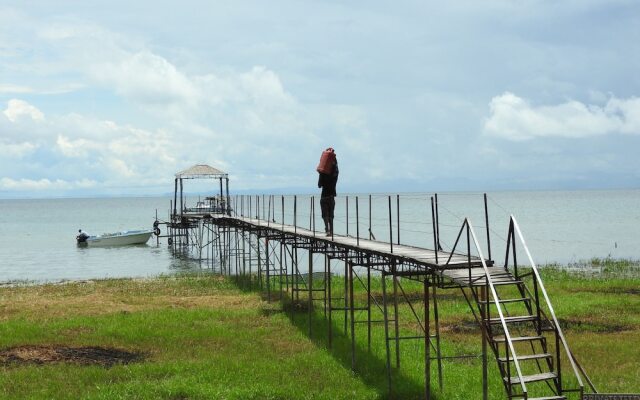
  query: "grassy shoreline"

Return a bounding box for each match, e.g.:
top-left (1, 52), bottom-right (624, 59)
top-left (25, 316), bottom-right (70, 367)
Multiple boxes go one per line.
top-left (1, 260), bottom-right (638, 399)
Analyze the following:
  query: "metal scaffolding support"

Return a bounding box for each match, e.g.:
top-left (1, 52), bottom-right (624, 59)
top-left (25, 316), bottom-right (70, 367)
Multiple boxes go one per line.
top-left (156, 168), bottom-right (592, 400)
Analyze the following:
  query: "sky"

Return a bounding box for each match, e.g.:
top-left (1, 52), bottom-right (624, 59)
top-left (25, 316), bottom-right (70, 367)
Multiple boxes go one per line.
top-left (1, 1), bottom-right (639, 198)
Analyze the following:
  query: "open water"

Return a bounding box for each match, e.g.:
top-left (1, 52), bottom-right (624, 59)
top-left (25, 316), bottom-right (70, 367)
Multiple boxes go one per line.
top-left (0, 190), bottom-right (638, 284)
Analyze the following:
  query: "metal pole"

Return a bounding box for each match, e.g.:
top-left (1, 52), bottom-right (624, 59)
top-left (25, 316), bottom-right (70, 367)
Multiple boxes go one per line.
top-left (173, 179), bottom-right (178, 217)
top-left (312, 196), bottom-right (316, 236)
top-left (295, 246), bottom-right (300, 303)
top-left (266, 238), bottom-right (271, 301)
top-left (482, 285), bottom-right (488, 400)
top-left (349, 260), bottom-right (356, 370)
top-left (435, 193), bottom-right (441, 250)
top-left (308, 247), bottom-right (313, 337)
top-left (344, 255), bottom-right (348, 334)
top-left (247, 229), bottom-right (251, 289)
top-left (242, 230), bottom-right (247, 283)
top-left (309, 197), bottom-right (313, 232)
top-left (169, 200), bottom-right (173, 247)
top-left (235, 226), bottom-right (240, 277)
top-left (356, 196), bottom-right (360, 247)
top-left (268, 195), bottom-right (271, 227)
top-left (249, 196), bottom-right (253, 288)
top-left (382, 271), bottom-right (393, 395)
top-left (216, 225), bottom-right (223, 273)
top-left (431, 197), bottom-right (439, 264)
top-left (424, 275), bottom-right (431, 400)
top-left (392, 261), bottom-right (400, 368)
top-left (512, 224), bottom-right (518, 279)
top-left (467, 222), bottom-right (472, 283)
top-left (369, 194), bottom-right (372, 240)
top-left (227, 225), bottom-right (233, 273)
top-left (279, 239), bottom-right (284, 300)
top-left (484, 193), bottom-right (492, 260)
top-left (179, 178), bottom-right (184, 218)
top-left (206, 219), bottom-right (210, 269)
top-left (346, 196), bottom-right (349, 236)
top-left (282, 196), bottom-right (288, 295)
top-left (367, 256), bottom-right (371, 353)
top-left (433, 284), bottom-right (443, 391)
top-left (327, 254), bottom-right (332, 348)
top-left (257, 234), bottom-right (262, 290)
top-left (397, 194), bottom-right (400, 245)
top-left (388, 196), bottom-right (393, 253)
top-left (323, 248), bottom-right (327, 318)
top-left (225, 177), bottom-right (230, 215)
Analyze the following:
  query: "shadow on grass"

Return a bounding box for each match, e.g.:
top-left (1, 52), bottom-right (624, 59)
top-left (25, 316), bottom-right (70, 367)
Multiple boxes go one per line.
top-left (231, 275), bottom-right (432, 400)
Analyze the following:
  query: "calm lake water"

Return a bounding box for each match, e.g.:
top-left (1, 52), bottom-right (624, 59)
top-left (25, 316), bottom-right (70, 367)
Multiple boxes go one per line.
top-left (0, 190), bottom-right (638, 284)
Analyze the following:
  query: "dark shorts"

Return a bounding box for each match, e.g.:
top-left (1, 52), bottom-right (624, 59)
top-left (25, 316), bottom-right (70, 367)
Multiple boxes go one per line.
top-left (320, 196), bottom-right (335, 219)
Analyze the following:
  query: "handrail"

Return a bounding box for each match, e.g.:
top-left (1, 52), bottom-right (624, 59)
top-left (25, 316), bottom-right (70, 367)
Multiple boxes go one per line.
top-left (510, 216), bottom-right (585, 392)
top-left (459, 218), bottom-right (529, 397)
top-left (518, 280), bottom-right (597, 394)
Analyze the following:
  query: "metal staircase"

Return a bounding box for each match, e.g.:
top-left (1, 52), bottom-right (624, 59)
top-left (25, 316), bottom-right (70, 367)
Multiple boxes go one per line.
top-left (444, 216), bottom-right (594, 400)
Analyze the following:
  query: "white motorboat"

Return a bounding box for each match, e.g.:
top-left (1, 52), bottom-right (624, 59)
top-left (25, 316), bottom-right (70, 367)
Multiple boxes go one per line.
top-left (77, 229), bottom-right (153, 247)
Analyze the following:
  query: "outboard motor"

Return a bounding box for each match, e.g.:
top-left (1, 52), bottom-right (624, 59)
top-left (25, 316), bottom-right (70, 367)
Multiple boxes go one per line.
top-left (76, 229), bottom-right (89, 243)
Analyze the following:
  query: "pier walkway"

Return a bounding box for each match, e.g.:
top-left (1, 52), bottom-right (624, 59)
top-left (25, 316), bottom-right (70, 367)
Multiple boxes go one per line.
top-left (211, 214), bottom-right (516, 287)
top-left (159, 164), bottom-right (592, 400)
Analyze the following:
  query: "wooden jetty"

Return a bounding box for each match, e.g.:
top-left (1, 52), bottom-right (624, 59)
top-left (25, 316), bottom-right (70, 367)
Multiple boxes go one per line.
top-left (158, 164), bottom-right (597, 400)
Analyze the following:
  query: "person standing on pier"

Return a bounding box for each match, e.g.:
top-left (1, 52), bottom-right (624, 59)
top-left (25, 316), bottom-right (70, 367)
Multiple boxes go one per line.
top-left (317, 148), bottom-right (339, 236)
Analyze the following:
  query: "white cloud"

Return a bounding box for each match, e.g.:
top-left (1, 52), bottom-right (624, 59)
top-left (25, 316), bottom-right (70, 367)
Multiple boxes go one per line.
top-left (239, 66), bottom-right (294, 107)
top-left (56, 135), bottom-right (96, 158)
top-left (1, 97), bottom-right (181, 189)
top-left (3, 99), bottom-right (45, 122)
top-left (51, 114), bottom-right (179, 182)
top-left (484, 92), bottom-right (640, 140)
top-left (0, 84), bottom-right (34, 94)
top-left (0, 177), bottom-right (96, 191)
top-left (0, 141), bottom-right (37, 157)
top-left (0, 83), bottom-right (83, 95)
top-left (91, 51), bottom-right (198, 105)
top-left (606, 97), bottom-right (640, 134)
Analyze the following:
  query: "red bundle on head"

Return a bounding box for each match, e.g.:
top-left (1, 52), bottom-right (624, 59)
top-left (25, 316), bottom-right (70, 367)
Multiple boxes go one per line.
top-left (316, 147), bottom-right (336, 174)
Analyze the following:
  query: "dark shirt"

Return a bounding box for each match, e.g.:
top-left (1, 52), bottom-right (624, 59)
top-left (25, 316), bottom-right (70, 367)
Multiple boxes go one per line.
top-left (318, 171), bottom-right (338, 198)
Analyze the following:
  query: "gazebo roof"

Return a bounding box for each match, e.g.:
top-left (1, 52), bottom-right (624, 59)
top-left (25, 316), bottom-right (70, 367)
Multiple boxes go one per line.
top-left (175, 164), bottom-right (228, 179)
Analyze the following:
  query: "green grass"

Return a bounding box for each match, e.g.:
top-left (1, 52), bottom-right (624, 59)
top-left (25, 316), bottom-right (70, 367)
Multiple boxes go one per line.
top-left (0, 260), bottom-right (639, 399)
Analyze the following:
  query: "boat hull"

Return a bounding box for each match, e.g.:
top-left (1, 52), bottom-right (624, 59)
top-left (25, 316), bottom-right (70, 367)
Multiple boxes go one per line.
top-left (85, 230), bottom-right (153, 247)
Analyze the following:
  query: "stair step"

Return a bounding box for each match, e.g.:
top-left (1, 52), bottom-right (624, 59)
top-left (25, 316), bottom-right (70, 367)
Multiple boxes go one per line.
top-left (479, 298), bottom-right (530, 304)
top-left (498, 353), bottom-right (552, 362)
top-left (504, 372), bottom-right (557, 384)
top-left (525, 397), bottom-right (566, 400)
top-left (489, 280), bottom-right (524, 286)
top-left (484, 272), bottom-right (513, 277)
top-left (486, 315), bottom-right (537, 324)
top-left (493, 335), bottom-right (545, 343)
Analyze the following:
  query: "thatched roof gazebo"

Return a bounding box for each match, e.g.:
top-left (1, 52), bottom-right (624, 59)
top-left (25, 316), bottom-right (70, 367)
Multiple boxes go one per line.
top-left (175, 164), bottom-right (228, 179)
top-left (173, 164), bottom-right (230, 217)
